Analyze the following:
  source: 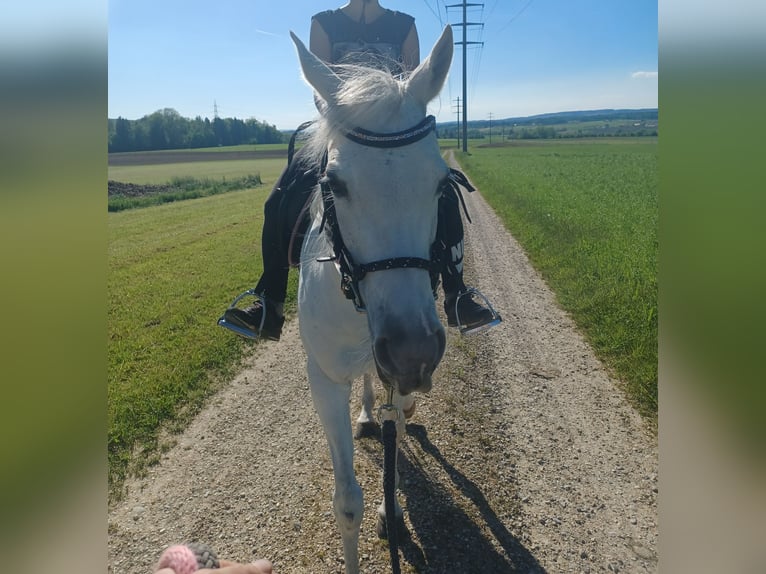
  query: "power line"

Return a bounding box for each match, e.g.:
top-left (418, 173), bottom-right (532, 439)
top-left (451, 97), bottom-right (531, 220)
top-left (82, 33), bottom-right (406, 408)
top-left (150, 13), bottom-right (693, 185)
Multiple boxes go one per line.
top-left (495, 0), bottom-right (537, 35)
top-left (486, 0), bottom-right (501, 20)
top-left (468, 18), bottom-right (484, 105)
top-left (421, 0), bottom-right (443, 25)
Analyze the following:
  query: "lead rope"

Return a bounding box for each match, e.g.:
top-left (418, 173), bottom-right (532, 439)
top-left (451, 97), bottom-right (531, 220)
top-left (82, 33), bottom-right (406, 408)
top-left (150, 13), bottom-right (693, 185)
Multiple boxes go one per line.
top-left (379, 388), bottom-right (401, 574)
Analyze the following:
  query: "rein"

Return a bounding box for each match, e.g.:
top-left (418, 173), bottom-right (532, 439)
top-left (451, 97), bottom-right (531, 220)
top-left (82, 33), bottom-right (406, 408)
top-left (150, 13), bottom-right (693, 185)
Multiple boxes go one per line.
top-left (378, 389), bottom-right (402, 574)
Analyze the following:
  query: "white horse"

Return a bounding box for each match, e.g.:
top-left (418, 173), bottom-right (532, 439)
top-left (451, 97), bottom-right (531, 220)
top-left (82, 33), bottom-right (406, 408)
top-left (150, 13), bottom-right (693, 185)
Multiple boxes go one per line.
top-left (292, 26), bottom-right (454, 574)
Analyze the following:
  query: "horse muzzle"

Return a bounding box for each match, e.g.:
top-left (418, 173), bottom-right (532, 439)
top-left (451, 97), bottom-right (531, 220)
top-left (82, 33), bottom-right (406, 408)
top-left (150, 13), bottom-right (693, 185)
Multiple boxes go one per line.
top-left (372, 322), bottom-right (446, 396)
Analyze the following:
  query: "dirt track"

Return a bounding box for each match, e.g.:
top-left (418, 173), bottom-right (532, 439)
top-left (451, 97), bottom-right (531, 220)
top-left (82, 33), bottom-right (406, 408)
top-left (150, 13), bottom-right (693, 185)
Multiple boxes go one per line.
top-left (108, 153), bottom-right (657, 573)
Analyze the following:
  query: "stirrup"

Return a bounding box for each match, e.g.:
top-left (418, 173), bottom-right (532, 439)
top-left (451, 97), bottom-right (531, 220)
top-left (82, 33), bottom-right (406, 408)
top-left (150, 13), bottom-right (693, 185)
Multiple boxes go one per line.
top-left (216, 289), bottom-right (266, 340)
top-left (453, 287), bottom-right (503, 335)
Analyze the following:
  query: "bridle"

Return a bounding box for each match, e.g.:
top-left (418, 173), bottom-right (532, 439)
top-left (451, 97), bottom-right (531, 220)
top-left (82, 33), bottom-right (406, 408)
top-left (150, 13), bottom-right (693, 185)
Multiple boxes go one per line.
top-left (317, 115), bottom-right (444, 312)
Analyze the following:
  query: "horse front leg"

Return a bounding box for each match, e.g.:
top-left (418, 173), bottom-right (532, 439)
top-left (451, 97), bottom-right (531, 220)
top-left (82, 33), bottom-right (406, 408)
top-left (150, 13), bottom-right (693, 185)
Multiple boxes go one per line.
top-left (375, 391), bottom-right (411, 540)
top-left (307, 358), bottom-right (363, 574)
top-left (355, 374), bottom-right (415, 439)
top-left (354, 372), bottom-right (378, 438)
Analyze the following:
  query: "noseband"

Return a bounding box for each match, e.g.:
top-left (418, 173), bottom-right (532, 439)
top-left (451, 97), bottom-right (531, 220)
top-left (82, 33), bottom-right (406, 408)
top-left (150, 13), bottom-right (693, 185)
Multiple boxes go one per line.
top-left (317, 115), bottom-right (442, 311)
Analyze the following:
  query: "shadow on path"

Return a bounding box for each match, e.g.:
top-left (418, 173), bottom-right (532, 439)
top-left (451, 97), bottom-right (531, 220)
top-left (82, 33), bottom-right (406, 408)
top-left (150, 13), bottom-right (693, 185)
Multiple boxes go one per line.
top-left (358, 423), bottom-right (546, 573)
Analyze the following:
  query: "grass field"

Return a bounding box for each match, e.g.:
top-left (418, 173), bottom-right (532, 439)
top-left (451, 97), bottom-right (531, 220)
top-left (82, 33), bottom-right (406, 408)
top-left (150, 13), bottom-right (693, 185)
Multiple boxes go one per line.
top-left (107, 158), bottom-right (298, 495)
top-left (108, 158), bottom-right (287, 186)
top-left (458, 138), bottom-right (657, 417)
top-left (108, 138), bottom-right (657, 495)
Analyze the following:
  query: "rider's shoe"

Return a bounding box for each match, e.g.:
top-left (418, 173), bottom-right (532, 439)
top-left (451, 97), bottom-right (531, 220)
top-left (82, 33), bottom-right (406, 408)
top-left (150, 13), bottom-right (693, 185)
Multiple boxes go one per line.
top-left (444, 289), bottom-right (501, 332)
top-left (222, 299), bottom-right (284, 341)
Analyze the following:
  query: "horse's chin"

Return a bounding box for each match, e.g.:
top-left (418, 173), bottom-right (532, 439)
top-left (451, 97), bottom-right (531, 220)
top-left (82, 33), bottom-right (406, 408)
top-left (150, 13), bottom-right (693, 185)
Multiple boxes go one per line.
top-left (374, 361), bottom-right (433, 396)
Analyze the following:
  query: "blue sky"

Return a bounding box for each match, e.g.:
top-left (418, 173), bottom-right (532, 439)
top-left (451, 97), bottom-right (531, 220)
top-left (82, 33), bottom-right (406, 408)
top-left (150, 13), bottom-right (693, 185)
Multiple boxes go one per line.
top-left (108, 0), bottom-right (658, 130)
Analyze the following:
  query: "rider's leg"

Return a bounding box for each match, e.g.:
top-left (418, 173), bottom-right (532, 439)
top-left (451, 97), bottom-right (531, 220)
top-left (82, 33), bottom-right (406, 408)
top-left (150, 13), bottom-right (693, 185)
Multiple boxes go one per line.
top-left (438, 194), bottom-right (500, 331)
top-left (223, 150), bottom-right (318, 340)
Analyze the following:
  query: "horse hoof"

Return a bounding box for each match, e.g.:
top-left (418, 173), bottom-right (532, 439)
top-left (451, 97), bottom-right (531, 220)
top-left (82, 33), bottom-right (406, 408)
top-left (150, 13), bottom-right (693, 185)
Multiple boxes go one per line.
top-left (403, 401), bottom-right (416, 420)
top-left (354, 421), bottom-right (379, 439)
top-left (376, 513), bottom-right (408, 540)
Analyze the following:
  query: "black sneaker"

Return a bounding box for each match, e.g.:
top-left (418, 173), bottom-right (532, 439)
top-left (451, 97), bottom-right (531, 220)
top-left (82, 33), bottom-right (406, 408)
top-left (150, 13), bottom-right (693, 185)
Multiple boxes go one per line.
top-left (222, 299), bottom-right (284, 341)
top-left (445, 290), bottom-right (499, 331)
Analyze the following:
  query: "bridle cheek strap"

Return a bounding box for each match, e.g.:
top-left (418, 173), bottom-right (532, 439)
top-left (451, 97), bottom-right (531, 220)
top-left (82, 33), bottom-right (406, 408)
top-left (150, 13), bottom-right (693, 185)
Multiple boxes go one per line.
top-left (317, 180), bottom-right (442, 311)
top-left (317, 114), bottom-right (442, 311)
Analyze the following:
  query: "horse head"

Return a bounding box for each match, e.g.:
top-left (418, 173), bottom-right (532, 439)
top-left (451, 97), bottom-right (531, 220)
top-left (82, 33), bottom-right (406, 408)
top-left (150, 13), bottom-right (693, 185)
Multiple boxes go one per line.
top-left (291, 27), bottom-right (454, 395)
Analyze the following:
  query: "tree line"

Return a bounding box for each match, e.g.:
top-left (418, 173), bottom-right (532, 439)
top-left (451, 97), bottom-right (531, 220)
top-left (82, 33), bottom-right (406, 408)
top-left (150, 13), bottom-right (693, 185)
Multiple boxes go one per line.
top-left (108, 108), bottom-right (286, 153)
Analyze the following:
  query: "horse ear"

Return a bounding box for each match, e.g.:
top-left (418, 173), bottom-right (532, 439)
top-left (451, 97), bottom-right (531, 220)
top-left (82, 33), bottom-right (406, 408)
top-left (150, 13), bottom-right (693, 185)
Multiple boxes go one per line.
top-left (406, 25), bottom-right (454, 105)
top-left (290, 31), bottom-right (341, 107)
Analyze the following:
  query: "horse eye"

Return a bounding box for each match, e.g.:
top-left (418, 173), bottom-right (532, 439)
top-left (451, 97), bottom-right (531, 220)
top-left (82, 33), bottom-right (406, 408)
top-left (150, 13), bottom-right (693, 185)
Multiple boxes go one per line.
top-left (321, 173), bottom-right (349, 198)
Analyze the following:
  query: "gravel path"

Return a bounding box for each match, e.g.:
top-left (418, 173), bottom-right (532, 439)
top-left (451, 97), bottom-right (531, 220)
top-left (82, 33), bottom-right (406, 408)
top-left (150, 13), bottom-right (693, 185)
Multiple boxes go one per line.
top-left (108, 154), bottom-right (658, 573)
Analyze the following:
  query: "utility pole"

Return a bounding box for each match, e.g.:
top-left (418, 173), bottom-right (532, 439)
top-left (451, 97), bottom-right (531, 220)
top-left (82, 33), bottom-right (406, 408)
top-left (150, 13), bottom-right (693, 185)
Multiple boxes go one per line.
top-left (453, 96), bottom-right (461, 149)
top-left (488, 112), bottom-right (493, 145)
top-left (446, 1), bottom-right (484, 153)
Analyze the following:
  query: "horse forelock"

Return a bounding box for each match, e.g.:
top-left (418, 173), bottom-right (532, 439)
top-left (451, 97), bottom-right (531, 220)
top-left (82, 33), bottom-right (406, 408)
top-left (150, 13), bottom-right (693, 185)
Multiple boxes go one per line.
top-left (332, 65), bottom-right (409, 125)
top-left (301, 63), bottom-right (435, 248)
top-left (302, 64), bottom-right (412, 168)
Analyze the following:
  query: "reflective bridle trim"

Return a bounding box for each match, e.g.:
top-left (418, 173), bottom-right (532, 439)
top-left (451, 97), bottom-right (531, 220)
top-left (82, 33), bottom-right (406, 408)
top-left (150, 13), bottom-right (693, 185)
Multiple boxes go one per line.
top-left (342, 115), bottom-right (436, 148)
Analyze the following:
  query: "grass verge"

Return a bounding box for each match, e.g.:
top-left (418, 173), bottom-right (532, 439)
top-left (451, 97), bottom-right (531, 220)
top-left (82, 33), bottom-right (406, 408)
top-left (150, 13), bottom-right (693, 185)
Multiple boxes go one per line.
top-left (457, 139), bottom-right (657, 419)
top-left (108, 185), bottom-right (298, 498)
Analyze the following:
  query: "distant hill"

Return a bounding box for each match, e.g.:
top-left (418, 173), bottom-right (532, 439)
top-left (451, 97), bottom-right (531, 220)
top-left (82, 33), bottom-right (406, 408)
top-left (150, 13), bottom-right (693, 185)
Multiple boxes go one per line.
top-left (438, 108), bottom-right (658, 130)
top-left (437, 108), bottom-right (658, 140)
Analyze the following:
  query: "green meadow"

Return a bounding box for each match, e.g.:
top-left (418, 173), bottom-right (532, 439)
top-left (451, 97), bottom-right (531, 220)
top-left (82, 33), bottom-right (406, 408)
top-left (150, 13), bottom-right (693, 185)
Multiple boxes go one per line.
top-left (457, 138), bottom-right (658, 418)
top-left (108, 137), bottom-right (657, 496)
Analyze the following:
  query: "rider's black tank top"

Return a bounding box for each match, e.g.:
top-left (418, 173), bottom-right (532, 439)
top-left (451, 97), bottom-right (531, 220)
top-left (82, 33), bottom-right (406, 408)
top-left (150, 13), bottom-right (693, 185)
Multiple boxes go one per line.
top-left (311, 8), bottom-right (415, 73)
